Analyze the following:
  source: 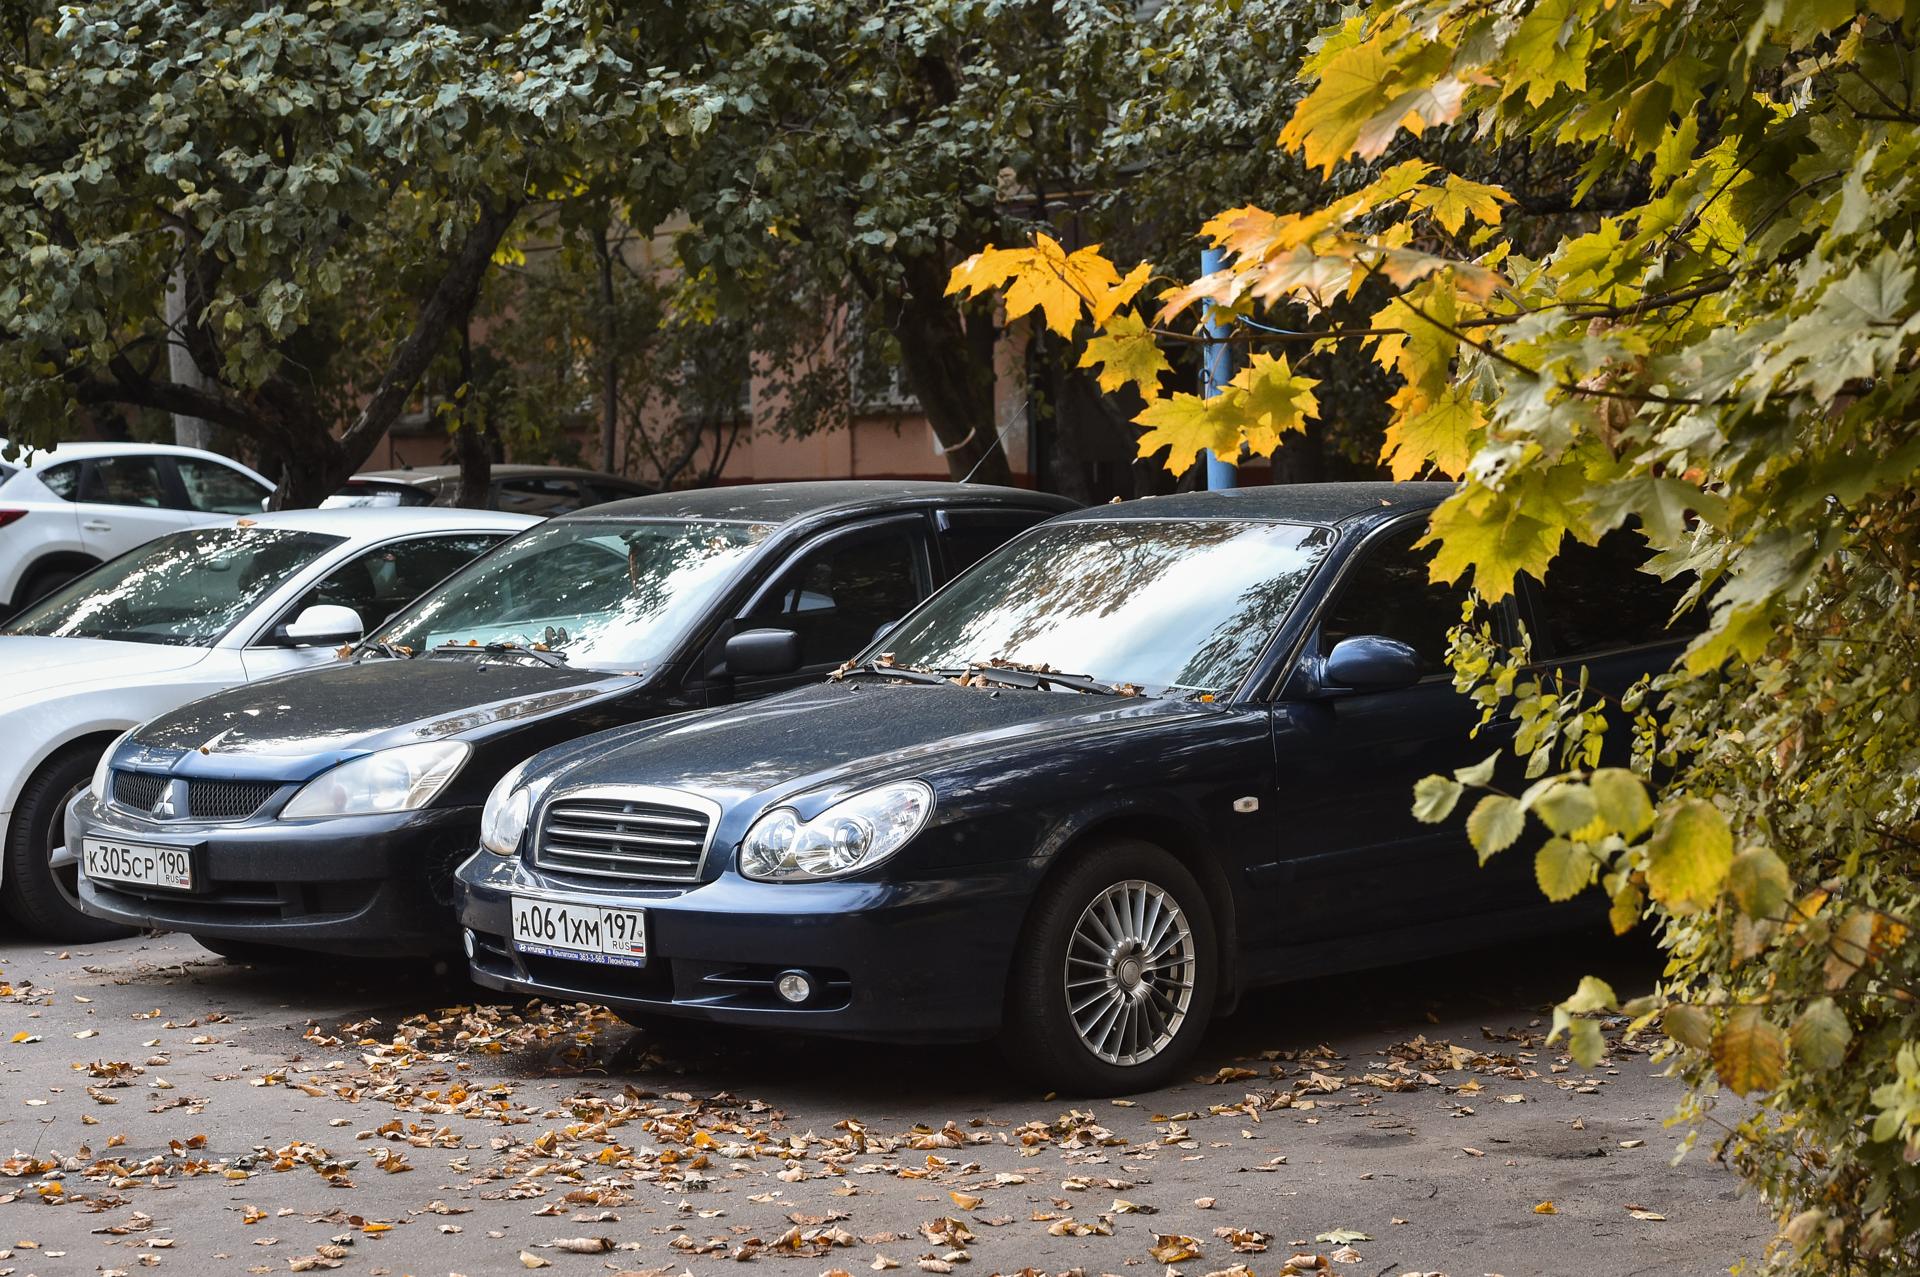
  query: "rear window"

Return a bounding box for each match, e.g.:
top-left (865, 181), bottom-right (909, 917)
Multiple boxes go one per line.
top-left (321, 481), bottom-right (433, 509)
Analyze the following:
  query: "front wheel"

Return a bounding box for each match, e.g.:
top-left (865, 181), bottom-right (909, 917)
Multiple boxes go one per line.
top-left (1001, 839), bottom-right (1217, 1095)
top-left (2, 747), bottom-right (135, 942)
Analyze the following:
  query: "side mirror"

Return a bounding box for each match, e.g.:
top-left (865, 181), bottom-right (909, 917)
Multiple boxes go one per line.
top-left (725, 627), bottom-right (802, 677)
top-left (281, 603), bottom-right (364, 648)
top-left (1320, 635), bottom-right (1423, 695)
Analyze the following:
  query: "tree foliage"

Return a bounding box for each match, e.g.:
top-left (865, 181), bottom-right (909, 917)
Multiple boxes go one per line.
top-left (951, 1), bottom-right (1920, 1268)
top-left (0, 1), bottom-right (651, 505)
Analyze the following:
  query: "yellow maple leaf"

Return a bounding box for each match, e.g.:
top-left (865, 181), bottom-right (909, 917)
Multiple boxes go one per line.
top-left (1279, 38), bottom-right (1398, 172)
top-left (1408, 173), bottom-right (1515, 235)
top-left (1078, 311), bottom-right (1171, 398)
top-left (1419, 485), bottom-right (1566, 600)
top-left (1381, 384), bottom-right (1485, 479)
top-left (1134, 391), bottom-right (1240, 465)
top-left (1225, 354), bottom-right (1320, 454)
top-left (947, 234), bottom-right (1132, 337)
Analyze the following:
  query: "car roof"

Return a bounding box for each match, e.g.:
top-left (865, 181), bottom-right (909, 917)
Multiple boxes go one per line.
top-left (349, 464), bottom-right (641, 485)
top-left (0, 438), bottom-right (263, 471)
top-left (559, 479), bottom-right (1080, 525)
top-left (1053, 481), bottom-right (1453, 530)
top-left (209, 507), bottom-right (539, 538)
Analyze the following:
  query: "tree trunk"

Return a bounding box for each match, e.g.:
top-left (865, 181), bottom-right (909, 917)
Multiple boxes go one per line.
top-left (887, 254), bottom-right (1013, 486)
top-left (453, 323), bottom-right (493, 508)
top-left (593, 223), bottom-right (619, 473)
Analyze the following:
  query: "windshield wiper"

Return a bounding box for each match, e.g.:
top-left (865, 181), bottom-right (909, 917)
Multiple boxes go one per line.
top-left (949, 662), bottom-right (1130, 696)
top-left (427, 641), bottom-right (569, 667)
top-left (830, 659), bottom-right (952, 686)
top-left (357, 642), bottom-right (416, 661)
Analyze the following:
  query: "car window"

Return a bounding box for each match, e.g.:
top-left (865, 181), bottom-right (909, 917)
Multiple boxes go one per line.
top-left (880, 519), bottom-right (1334, 697)
top-left (270, 533), bottom-right (508, 639)
top-left (176, 457), bottom-right (268, 513)
top-left (38, 461), bottom-right (79, 500)
top-left (494, 477), bottom-right (588, 515)
top-left (748, 527), bottom-right (928, 668)
top-left (937, 509), bottom-right (1052, 580)
top-left (2, 527), bottom-right (344, 647)
top-left (1319, 524), bottom-right (1471, 676)
top-left (78, 455), bottom-right (169, 507)
top-left (588, 479), bottom-right (649, 506)
top-left (1528, 528), bottom-right (1703, 659)
top-left (320, 481), bottom-right (434, 509)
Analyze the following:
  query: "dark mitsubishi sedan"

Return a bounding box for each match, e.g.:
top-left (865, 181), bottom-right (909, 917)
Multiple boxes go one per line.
top-left (455, 482), bottom-right (1696, 1093)
top-left (68, 481), bottom-right (1075, 958)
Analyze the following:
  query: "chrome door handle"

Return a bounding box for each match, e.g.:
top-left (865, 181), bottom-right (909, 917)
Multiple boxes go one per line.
top-left (82, 519), bottom-right (112, 532)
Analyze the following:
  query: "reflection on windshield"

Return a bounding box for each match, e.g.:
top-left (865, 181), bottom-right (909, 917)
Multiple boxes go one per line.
top-left (3, 528), bottom-right (345, 648)
top-left (370, 519), bottom-right (768, 671)
top-left (879, 519), bottom-right (1334, 696)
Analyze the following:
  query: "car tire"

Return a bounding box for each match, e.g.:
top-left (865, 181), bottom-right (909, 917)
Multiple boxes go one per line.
top-left (17, 562), bottom-right (84, 610)
top-left (1, 747), bottom-right (135, 942)
top-left (190, 935), bottom-right (301, 965)
top-left (1001, 838), bottom-right (1218, 1096)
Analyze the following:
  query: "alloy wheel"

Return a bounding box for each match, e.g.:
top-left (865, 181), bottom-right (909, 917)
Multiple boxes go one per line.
top-left (43, 778), bottom-right (89, 916)
top-left (1063, 878), bottom-right (1197, 1067)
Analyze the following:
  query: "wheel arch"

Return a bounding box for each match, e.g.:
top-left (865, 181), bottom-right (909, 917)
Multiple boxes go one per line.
top-left (0, 727), bottom-right (127, 889)
top-left (9, 550), bottom-right (102, 610)
top-left (1021, 800), bottom-right (1245, 1016)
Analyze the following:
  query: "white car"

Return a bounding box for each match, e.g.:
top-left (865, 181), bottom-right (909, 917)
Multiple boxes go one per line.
top-left (0, 506), bottom-right (536, 939)
top-left (0, 439), bottom-right (274, 616)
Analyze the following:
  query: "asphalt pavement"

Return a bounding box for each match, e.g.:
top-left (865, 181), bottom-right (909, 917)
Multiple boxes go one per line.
top-left (0, 929), bottom-right (1768, 1277)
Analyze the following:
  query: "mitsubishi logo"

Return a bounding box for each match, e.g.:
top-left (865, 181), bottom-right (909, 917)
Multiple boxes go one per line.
top-left (151, 780), bottom-right (182, 820)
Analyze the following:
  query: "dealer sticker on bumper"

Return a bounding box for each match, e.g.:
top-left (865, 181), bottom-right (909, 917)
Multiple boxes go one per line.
top-left (82, 838), bottom-right (193, 891)
top-left (511, 896), bottom-right (647, 968)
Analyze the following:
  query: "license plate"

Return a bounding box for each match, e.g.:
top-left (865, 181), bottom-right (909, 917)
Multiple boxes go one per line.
top-left (82, 838), bottom-right (193, 891)
top-left (510, 896), bottom-right (647, 968)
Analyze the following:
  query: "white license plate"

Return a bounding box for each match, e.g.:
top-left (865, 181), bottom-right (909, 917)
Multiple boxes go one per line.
top-left (82, 838), bottom-right (193, 891)
top-left (510, 896), bottom-right (647, 968)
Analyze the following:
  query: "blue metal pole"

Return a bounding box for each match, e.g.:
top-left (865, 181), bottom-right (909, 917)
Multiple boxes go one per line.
top-left (1199, 247), bottom-right (1237, 490)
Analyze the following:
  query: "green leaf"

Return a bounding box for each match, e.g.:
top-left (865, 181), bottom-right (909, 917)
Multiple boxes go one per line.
top-left (1412, 774), bottom-right (1464, 823)
top-left (1532, 781), bottom-right (1599, 835)
top-left (1663, 1004), bottom-right (1713, 1052)
top-left (1565, 975), bottom-right (1617, 1014)
top-left (1534, 837), bottom-right (1592, 901)
top-left (1453, 751), bottom-right (1499, 787)
top-left (1590, 768), bottom-right (1654, 839)
top-left (1077, 310), bottom-right (1171, 398)
top-left (1567, 1017), bottom-right (1606, 1068)
top-left (1728, 845), bottom-right (1791, 920)
top-left (1789, 998), bottom-right (1851, 1071)
top-left (1466, 793), bottom-right (1526, 862)
top-left (1644, 797), bottom-right (1734, 915)
top-left (1609, 880), bottom-right (1644, 935)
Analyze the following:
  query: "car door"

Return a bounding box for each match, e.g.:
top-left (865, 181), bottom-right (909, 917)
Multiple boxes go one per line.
top-left (241, 532), bottom-right (511, 677)
top-left (74, 454), bottom-right (195, 558)
top-left (173, 456), bottom-right (272, 517)
top-left (725, 516), bottom-right (934, 699)
top-left (1267, 519), bottom-right (1509, 936)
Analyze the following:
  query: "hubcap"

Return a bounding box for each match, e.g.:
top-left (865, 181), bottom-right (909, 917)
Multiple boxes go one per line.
top-left (1063, 878), bottom-right (1196, 1067)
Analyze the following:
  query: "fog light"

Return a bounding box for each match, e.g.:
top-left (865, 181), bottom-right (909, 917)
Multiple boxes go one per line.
top-left (776, 970), bottom-right (813, 1004)
top-left (462, 928), bottom-right (476, 960)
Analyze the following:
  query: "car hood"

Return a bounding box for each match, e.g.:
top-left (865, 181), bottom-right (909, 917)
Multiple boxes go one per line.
top-left (537, 679), bottom-right (1211, 811)
top-left (0, 637), bottom-right (209, 709)
top-left (130, 656), bottom-right (640, 776)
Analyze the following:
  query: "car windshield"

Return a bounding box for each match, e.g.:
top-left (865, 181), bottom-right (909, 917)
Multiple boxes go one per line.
top-left (369, 518), bottom-right (770, 671)
top-left (3, 527), bottom-right (346, 648)
top-left (877, 519), bottom-right (1335, 697)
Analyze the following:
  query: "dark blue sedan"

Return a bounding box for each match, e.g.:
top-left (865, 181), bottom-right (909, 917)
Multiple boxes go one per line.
top-left (454, 482), bottom-right (1691, 1093)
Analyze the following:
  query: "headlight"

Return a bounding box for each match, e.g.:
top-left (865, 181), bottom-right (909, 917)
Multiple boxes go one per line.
top-left (739, 781), bottom-right (933, 882)
top-left (91, 728), bottom-right (137, 805)
top-left (280, 741), bottom-right (470, 820)
top-left (479, 757), bottom-right (552, 857)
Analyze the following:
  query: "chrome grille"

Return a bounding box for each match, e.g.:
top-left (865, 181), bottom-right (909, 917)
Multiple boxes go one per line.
top-left (534, 788), bottom-right (715, 883)
top-left (186, 780), bottom-right (280, 821)
top-left (113, 771), bottom-right (167, 811)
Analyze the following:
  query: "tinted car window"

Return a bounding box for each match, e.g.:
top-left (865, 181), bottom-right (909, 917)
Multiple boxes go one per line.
top-left (937, 510), bottom-right (1050, 580)
top-left (274, 533), bottom-right (507, 637)
top-left (494, 477), bottom-right (588, 515)
top-left (1319, 524), bottom-right (1469, 676)
top-left (321, 480), bottom-right (434, 509)
top-left (39, 461), bottom-right (79, 499)
top-left (3, 527), bottom-right (344, 647)
top-left (882, 519), bottom-right (1334, 697)
top-left (1530, 528), bottom-right (1701, 658)
top-left (589, 479), bottom-right (651, 506)
top-left (79, 455), bottom-right (168, 506)
top-left (177, 457), bottom-right (268, 513)
top-left (372, 519), bottom-right (769, 670)
top-left (750, 529), bottom-right (927, 667)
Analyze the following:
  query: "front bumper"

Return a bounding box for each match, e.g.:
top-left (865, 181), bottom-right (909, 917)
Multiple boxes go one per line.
top-left (457, 852), bottom-right (1040, 1042)
top-left (67, 794), bottom-right (481, 956)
